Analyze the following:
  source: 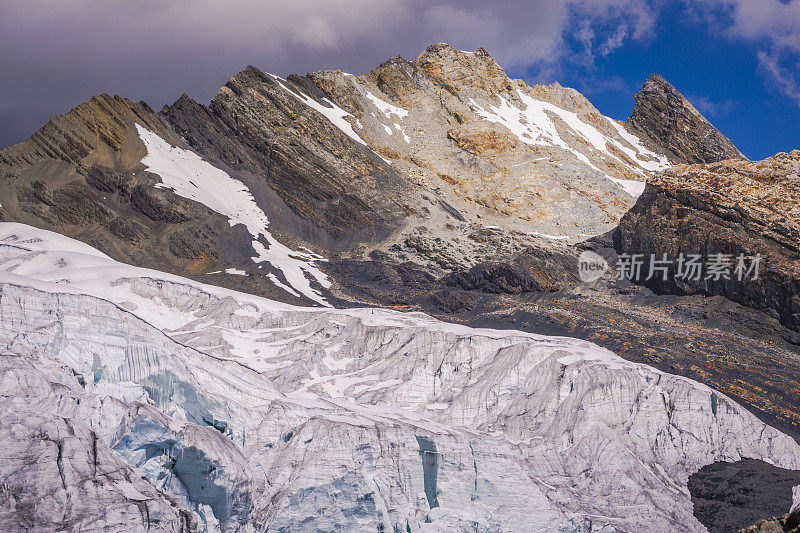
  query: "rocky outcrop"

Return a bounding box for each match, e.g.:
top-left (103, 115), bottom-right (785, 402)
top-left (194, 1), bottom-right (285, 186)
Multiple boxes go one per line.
top-left (0, 94), bottom-right (165, 168)
top-left (442, 251), bottom-right (576, 294)
top-left (689, 459), bottom-right (800, 532)
top-left (627, 73), bottom-right (745, 164)
top-left (615, 150), bottom-right (800, 332)
top-left (739, 509), bottom-right (800, 533)
top-left (0, 86), bottom-right (368, 306)
top-left (160, 69), bottom-right (411, 243)
top-left (308, 43), bottom-right (676, 239)
top-left (0, 94), bottom-right (302, 302)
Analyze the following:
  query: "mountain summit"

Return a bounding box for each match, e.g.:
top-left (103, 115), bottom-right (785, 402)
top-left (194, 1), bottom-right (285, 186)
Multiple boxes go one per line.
top-left (1, 43), bottom-right (798, 533)
top-left (627, 73), bottom-right (745, 163)
top-left (0, 44), bottom-right (746, 307)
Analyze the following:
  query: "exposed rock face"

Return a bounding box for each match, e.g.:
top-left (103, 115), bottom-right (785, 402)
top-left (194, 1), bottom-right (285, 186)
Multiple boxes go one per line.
top-left (0, 43), bottom-right (744, 309)
top-left (160, 69), bottom-right (411, 243)
top-left (308, 43), bottom-right (675, 239)
top-left (754, 516), bottom-right (800, 533)
top-left (442, 251), bottom-right (576, 294)
top-left (627, 73), bottom-right (745, 164)
top-left (740, 509), bottom-right (800, 533)
top-left (0, 94), bottom-right (305, 304)
top-left (616, 150), bottom-right (800, 332)
top-left (0, 94), bottom-right (165, 168)
top-left (689, 459), bottom-right (800, 532)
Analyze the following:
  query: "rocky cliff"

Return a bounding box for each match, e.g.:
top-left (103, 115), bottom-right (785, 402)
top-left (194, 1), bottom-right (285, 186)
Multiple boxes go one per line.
top-left (0, 94), bottom-right (324, 305)
top-left (627, 73), bottom-right (746, 164)
top-left (160, 67), bottom-right (411, 243)
top-left (740, 509), bottom-right (800, 533)
top-left (616, 150), bottom-right (800, 332)
top-left (308, 43), bottom-right (675, 238)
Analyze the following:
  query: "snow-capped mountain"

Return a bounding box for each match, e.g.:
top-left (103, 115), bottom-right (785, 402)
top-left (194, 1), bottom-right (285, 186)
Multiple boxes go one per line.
top-left (1, 42), bottom-right (797, 532)
top-left (0, 44), bottom-right (738, 308)
top-left (1, 223), bottom-right (798, 532)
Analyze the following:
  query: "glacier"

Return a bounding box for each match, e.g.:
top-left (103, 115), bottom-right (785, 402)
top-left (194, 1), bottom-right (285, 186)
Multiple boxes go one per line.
top-left (0, 222), bottom-right (798, 532)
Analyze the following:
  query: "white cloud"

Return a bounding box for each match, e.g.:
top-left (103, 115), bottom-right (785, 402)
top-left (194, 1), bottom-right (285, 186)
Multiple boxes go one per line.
top-left (727, 0), bottom-right (800, 103)
top-left (599, 24), bottom-right (631, 56)
top-left (724, 0), bottom-right (800, 51)
top-left (686, 94), bottom-right (739, 116)
top-left (689, 0), bottom-right (800, 105)
top-left (421, 2), bottom-right (571, 68)
top-left (758, 49), bottom-right (800, 104)
top-left (560, 0), bottom-right (660, 70)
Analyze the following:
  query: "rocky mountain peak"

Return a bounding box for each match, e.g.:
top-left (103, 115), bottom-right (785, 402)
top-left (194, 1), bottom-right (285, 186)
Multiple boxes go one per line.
top-left (413, 42), bottom-right (512, 94)
top-left (303, 44), bottom-right (684, 239)
top-left (363, 56), bottom-right (418, 106)
top-left (0, 93), bottom-right (164, 169)
top-left (641, 72), bottom-right (675, 93)
top-left (627, 73), bottom-right (745, 164)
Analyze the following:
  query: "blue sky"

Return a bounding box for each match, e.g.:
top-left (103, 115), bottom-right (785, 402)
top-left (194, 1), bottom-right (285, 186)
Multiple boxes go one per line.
top-left (2, 1), bottom-right (799, 160)
top-left (522, 1), bottom-right (800, 160)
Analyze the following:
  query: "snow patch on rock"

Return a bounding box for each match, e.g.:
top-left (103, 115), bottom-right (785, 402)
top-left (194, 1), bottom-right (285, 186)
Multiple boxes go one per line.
top-left (270, 74), bottom-right (367, 146)
top-left (135, 124), bottom-right (330, 306)
top-left (470, 90), bottom-right (670, 178)
top-left (608, 176), bottom-right (648, 198)
top-left (366, 91), bottom-right (410, 119)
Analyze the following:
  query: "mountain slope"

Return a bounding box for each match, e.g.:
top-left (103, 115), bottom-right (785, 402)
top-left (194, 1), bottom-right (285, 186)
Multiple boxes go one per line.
top-left (616, 150), bottom-right (800, 332)
top-left (1, 222), bottom-right (798, 532)
top-left (307, 44), bottom-right (673, 236)
top-left (0, 43), bottom-right (742, 308)
top-left (160, 67), bottom-right (412, 244)
top-left (0, 93), bottom-right (356, 306)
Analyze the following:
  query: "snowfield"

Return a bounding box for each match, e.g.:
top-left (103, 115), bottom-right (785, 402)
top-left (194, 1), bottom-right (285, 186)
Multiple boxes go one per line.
top-left (136, 124), bottom-right (331, 306)
top-left (0, 222), bottom-right (798, 532)
top-left (468, 90), bottom-right (668, 199)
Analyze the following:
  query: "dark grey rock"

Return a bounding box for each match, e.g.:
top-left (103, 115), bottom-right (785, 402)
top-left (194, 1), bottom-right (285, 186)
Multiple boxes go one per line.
top-left (688, 458), bottom-right (800, 533)
top-left (627, 73), bottom-right (745, 164)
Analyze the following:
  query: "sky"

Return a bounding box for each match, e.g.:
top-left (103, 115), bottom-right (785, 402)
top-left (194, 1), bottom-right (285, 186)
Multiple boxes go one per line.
top-left (1, 0), bottom-right (799, 160)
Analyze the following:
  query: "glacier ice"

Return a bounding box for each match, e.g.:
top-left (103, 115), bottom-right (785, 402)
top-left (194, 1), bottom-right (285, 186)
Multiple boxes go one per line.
top-left (0, 222), bottom-right (798, 532)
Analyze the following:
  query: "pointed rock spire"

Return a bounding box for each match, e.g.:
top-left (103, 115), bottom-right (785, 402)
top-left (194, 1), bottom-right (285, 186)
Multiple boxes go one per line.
top-left (627, 73), bottom-right (745, 164)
